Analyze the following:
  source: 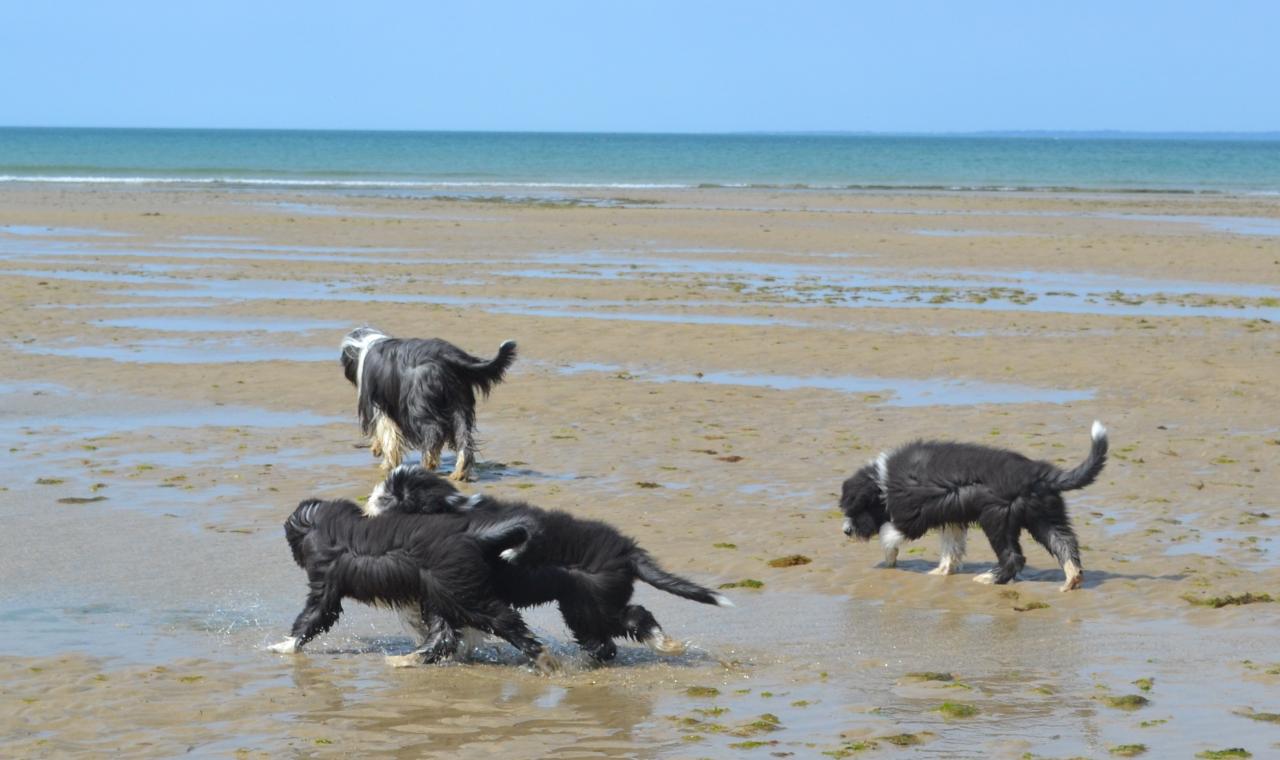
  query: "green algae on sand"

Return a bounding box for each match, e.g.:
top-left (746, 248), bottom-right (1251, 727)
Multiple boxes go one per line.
top-left (1181, 593), bottom-right (1273, 608)
top-left (767, 554), bottom-right (812, 568)
top-left (1100, 694), bottom-right (1150, 710)
top-left (936, 701), bottom-right (979, 718)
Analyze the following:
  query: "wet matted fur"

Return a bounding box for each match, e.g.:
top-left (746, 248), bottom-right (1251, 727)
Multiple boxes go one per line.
top-left (365, 465), bottom-right (734, 662)
top-left (839, 421), bottom-right (1108, 592)
top-left (267, 497), bottom-right (557, 672)
top-left (340, 327), bottom-right (517, 480)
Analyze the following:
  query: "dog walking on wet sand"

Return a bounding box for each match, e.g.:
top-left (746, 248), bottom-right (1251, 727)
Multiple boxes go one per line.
top-left (340, 327), bottom-right (517, 480)
top-left (839, 421), bottom-right (1108, 591)
top-left (268, 496), bottom-right (560, 672)
top-left (364, 464), bottom-right (734, 662)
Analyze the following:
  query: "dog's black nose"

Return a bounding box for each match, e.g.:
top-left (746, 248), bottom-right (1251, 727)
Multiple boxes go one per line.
top-left (842, 524), bottom-right (853, 536)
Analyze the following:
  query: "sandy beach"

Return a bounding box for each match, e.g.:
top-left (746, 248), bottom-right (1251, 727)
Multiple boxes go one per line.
top-left (2, 184), bottom-right (1278, 758)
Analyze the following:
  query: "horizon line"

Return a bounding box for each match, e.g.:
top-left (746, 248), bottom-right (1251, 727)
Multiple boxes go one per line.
top-left (2, 124), bottom-right (1279, 139)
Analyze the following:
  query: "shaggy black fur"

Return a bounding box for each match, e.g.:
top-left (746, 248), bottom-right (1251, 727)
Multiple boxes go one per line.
top-left (272, 497), bottom-right (556, 670)
top-left (840, 421), bottom-right (1108, 591)
top-left (340, 327), bottom-right (517, 479)
top-left (365, 466), bottom-right (733, 662)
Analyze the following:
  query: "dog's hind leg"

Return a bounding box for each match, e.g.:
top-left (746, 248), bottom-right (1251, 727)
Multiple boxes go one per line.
top-left (449, 415), bottom-right (477, 482)
top-left (974, 509), bottom-right (1025, 585)
top-left (928, 525), bottom-right (967, 575)
top-left (1027, 514), bottom-right (1084, 592)
top-left (422, 441), bottom-right (443, 472)
top-left (624, 604), bottom-right (685, 656)
top-left (560, 605), bottom-right (619, 663)
top-left (481, 604), bottom-right (559, 673)
top-left (374, 415), bottom-right (407, 473)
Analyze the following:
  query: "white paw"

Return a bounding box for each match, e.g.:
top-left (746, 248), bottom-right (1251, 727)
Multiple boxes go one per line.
top-left (499, 548), bottom-right (520, 563)
top-left (928, 563), bottom-right (960, 576)
top-left (267, 637), bottom-right (299, 654)
top-left (384, 653), bottom-right (421, 668)
top-left (972, 571), bottom-right (997, 585)
top-left (643, 628), bottom-right (687, 656)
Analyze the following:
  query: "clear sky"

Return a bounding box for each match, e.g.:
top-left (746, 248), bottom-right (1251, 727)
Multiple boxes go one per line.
top-left (2, 1), bottom-right (1276, 133)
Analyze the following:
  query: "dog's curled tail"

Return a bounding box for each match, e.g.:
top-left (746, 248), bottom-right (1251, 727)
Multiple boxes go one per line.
top-left (1050, 420), bottom-right (1109, 491)
top-left (471, 516), bottom-right (536, 564)
top-left (633, 551), bottom-right (734, 608)
top-left (458, 340), bottom-right (517, 397)
top-left (285, 498), bottom-right (325, 536)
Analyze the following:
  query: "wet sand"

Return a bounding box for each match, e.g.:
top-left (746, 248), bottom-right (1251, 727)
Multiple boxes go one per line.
top-left (1, 185), bottom-right (1278, 758)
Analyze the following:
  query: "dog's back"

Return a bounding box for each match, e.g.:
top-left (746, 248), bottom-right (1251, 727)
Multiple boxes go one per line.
top-left (886, 425), bottom-right (1107, 504)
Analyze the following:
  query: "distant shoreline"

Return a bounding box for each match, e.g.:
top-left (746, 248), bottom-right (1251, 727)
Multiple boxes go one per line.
top-left (3, 125), bottom-right (1280, 140)
top-left (2, 128), bottom-right (1277, 194)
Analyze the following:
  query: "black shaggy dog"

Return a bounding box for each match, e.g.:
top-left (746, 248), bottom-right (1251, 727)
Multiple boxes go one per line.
top-left (840, 421), bottom-right (1108, 592)
top-left (364, 465), bottom-right (733, 662)
top-left (340, 327), bottom-right (517, 480)
top-left (267, 497), bottom-right (559, 672)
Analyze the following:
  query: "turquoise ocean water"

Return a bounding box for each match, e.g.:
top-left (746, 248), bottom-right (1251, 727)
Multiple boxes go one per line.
top-left (0, 128), bottom-right (1277, 194)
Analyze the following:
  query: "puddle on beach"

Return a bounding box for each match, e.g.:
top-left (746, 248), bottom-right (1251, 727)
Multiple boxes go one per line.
top-left (94, 315), bottom-right (347, 333)
top-left (557, 362), bottom-right (1093, 407)
top-left (662, 201), bottom-right (1280, 237)
top-left (12, 262), bottom-right (1278, 325)
top-left (0, 224), bottom-right (133, 238)
top-left (18, 337), bottom-right (333, 364)
top-left (502, 252), bottom-right (1280, 320)
top-left (0, 383), bottom-right (344, 443)
top-left (1165, 527), bottom-right (1278, 567)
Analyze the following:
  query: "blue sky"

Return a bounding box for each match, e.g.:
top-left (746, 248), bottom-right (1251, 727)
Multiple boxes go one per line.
top-left (2, 1), bottom-right (1276, 132)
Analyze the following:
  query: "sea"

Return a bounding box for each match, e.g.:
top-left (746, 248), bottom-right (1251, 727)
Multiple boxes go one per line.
top-left (1, 127), bottom-right (1278, 195)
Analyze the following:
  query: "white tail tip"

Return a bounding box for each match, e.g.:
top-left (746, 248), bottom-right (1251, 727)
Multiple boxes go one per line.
top-left (1091, 420), bottom-right (1107, 441)
top-left (713, 594), bottom-right (735, 608)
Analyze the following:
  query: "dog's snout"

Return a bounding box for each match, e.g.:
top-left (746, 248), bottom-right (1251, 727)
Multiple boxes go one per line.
top-left (841, 517), bottom-right (854, 536)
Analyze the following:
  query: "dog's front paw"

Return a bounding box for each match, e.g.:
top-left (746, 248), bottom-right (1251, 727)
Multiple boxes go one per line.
top-left (653, 635), bottom-right (687, 656)
top-left (267, 637), bottom-right (300, 654)
top-left (972, 571), bottom-right (998, 585)
top-left (533, 650), bottom-right (561, 675)
top-left (384, 653), bottom-right (422, 668)
top-left (1059, 573), bottom-right (1084, 592)
top-left (928, 562), bottom-right (961, 576)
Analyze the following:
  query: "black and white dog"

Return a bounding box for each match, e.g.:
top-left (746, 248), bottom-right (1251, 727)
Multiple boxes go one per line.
top-left (840, 421), bottom-right (1108, 592)
top-left (267, 497), bottom-right (559, 672)
top-left (364, 465), bottom-right (733, 662)
top-left (340, 327), bottom-right (517, 480)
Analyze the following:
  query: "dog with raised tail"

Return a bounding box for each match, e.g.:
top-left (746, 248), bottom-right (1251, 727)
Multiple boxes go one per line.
top-left (340, 327), bottom-right (517, 480)
top-left (840, 421), bottom-right (1108, 592)
top-left (365, 465), bottom-right (734, 663)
